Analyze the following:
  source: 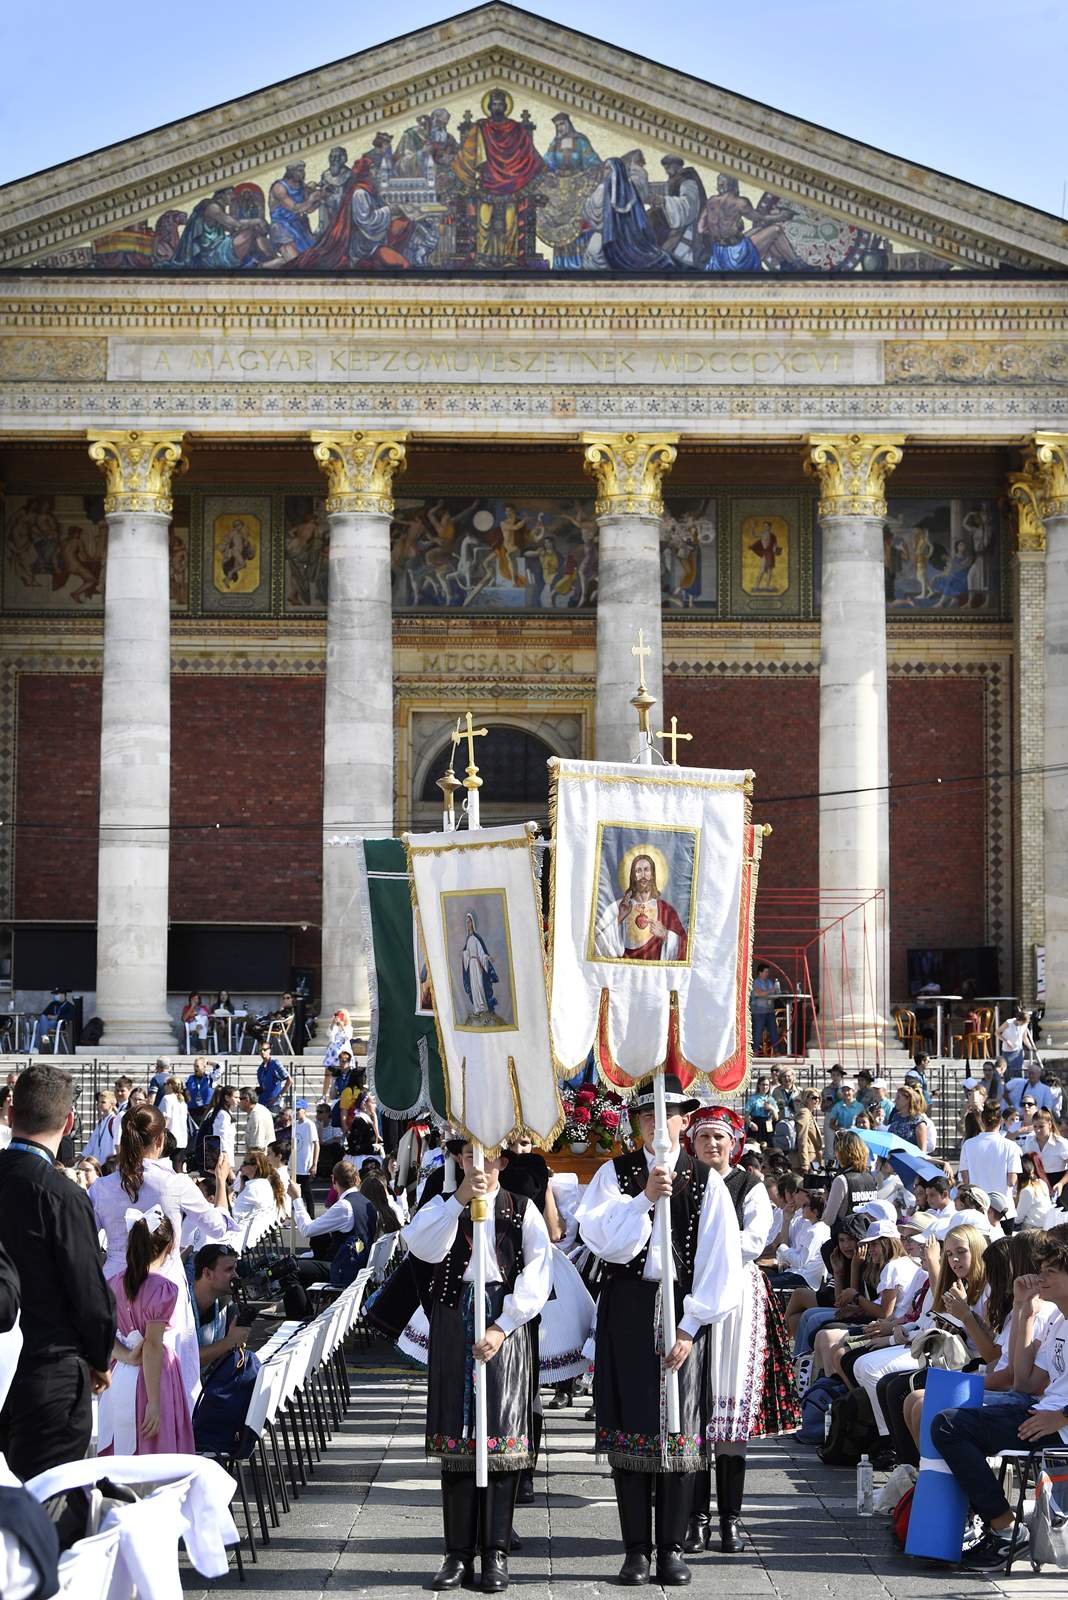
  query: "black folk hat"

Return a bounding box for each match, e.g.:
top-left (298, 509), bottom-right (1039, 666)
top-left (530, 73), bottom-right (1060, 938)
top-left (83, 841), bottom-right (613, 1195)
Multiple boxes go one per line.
top-left (632, 1072), bottom-right (701, 1116)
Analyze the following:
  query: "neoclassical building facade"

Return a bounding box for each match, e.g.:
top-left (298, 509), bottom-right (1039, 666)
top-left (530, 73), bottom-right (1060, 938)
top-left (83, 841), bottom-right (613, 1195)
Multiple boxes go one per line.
top-left (1, 6), bottom-right (1066, 1050)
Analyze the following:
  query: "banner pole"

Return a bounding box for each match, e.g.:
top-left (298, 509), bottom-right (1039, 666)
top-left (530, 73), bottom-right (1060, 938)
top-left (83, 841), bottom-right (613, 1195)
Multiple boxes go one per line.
top-left (631, 638), bottom-right (681, 1434)
top-left (461, 710), bottom-right (490, 1489)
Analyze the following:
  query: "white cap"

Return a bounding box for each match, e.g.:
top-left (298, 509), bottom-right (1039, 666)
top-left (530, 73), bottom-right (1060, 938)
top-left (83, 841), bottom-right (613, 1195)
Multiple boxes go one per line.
top-left (857, 1198), bottom-right (898, 1224)
top-left (952, 1207), bottom-right (994, 1237)
top-left (962, 1077), bottom-right (981, 1091)
top-left (958, 1187), bottom-right (991, 1213)
top-left (860, 1218), bottom-right (900, 1243)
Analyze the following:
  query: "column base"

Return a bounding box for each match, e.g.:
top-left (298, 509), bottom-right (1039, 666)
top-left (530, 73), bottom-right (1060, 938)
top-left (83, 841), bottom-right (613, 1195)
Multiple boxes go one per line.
top-left (94, 1017), bottom-right (178, 1055)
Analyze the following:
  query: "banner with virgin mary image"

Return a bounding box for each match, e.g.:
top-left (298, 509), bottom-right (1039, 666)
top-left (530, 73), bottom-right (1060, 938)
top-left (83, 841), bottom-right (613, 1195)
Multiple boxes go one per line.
top-left (404, 822), bottom-right (562, 1153)
top-left (548, 758), bottom-right (765, 1092)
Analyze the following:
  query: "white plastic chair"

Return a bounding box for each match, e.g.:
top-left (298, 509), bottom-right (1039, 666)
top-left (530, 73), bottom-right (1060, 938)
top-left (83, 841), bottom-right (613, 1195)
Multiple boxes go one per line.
top-left (56, 1526), bottom-right (121, 1597)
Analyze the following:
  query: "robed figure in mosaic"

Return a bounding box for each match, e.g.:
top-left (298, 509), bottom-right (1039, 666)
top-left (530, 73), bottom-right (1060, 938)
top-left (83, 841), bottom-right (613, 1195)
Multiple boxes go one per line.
top-left (574, 1076), bottom-right (743, 1586)
top-left (403, 1136), bottom-right (552, 1593)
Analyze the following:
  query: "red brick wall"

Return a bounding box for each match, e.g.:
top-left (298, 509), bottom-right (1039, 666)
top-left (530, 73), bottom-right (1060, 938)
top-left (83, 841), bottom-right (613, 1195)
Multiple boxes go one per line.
top-left (14, 674), bottom-right (325, 927)
top-left (15, 674), bottom-right (101, 919)
top-left (169, 676), bottom-right (324, 923)
top-left (665, 673), bottom-right (989, 999)
top-left (887, 676), bottom-right (986, 995)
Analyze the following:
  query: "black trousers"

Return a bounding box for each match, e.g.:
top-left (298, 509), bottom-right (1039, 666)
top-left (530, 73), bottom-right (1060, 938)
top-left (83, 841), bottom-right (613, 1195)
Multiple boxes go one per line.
top-left (612, 1469), bottom-right (694, 1556)
top-left (877, 1367), bottom-right (928, 1467)
top-left (297, 1174), bottom-right (315, 1216)
top-left (0, 1355), bottom-right (92, 1481)
top-left (441, 1468), bottom-right (519, 1558)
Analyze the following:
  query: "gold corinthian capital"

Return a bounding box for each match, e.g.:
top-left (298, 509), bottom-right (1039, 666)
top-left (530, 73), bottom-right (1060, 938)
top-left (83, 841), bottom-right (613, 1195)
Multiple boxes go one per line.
top-left (581, 432), bottom-right (679, 518)
top-left (86, 431), bottom-right (186, 515)
top-left (803, 434), bottom-right (905, 519)
top-left (310, 432), bottom-right (409, 515)
top-left (1010, 436), bottom-right (1068, 544)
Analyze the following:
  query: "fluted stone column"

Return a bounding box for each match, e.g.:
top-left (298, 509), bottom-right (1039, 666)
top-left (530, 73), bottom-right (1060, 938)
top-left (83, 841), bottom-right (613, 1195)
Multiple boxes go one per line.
top-left (805, 434), bottom-right (904, 1060)
top-left (311, 432), bottom-right (408, 1034)
top-left (1007, 472), bottom-right (1047, 1008)
top-left (87, 431), bottom-right (185, 1052)
top-left (1012, 435), bottom-right (1068, 1028)
top-left (582, 432), bottom-right (677, 761)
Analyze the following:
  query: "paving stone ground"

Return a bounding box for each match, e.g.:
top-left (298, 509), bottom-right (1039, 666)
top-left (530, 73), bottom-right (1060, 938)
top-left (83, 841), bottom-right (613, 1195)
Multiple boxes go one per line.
top-left (183, 1344), bottom-right (1063, 1599)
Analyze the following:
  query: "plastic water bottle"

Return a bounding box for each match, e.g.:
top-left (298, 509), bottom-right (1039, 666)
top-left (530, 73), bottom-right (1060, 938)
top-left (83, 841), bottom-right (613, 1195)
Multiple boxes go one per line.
top-left (856, 1454), bottom-right (874, 1516)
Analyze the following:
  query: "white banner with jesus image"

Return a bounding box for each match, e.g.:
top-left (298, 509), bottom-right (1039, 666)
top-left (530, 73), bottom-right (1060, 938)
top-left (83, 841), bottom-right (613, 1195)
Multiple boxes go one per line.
top-left (549, 759), bottom-right (757, 1087)
top-left (405, 822), bottom-right (562, 1153)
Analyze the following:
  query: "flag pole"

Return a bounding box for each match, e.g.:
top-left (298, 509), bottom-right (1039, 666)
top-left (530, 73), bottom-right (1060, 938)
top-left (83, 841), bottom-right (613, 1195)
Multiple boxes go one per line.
top-left (436, 719), bottom-right (463, 833)
top-left (461, 711), bottom-right (491, 1488)
top-left (631, 636), bottom-right (681, 1435)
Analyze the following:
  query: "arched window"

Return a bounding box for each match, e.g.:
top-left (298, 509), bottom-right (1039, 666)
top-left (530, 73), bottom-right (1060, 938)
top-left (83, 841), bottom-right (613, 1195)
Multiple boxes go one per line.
top-left (420, 726), bottom-right (554, 806)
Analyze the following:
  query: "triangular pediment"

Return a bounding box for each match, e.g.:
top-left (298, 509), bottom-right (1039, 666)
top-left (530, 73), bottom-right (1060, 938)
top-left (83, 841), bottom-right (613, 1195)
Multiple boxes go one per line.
top-left (3, 3), bottom-right (1067, 276)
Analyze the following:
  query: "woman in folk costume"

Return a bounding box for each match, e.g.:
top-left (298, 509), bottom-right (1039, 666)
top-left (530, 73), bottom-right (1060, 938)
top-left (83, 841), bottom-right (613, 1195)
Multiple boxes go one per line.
top-left (403, 1136), bottom-right (552, 1595)
top-left (575, 1074), bottom-right (743, 1588)
top-left (685, 1106), bottom-right (800, 1555)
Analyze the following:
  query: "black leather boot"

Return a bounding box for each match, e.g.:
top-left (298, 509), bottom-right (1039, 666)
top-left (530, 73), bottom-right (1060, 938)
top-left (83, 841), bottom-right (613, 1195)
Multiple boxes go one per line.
top-left (683, 1469), bottom-right (712, 1553)
top-left (715, 1455), bottom-right (747, 1553)
top-left (434, 1470), bottom-right (477, 1589)
top-left (481, 1473), bottom-right (518, 1592)
top-left (654, 1471), bottom-right (693, 1585)
top-left (613, 1469), bottom-right (652, 1584)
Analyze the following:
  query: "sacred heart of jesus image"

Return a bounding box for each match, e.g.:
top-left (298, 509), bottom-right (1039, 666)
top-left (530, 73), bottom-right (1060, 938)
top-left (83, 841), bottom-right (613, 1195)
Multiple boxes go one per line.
top-left (440, 889), bottom-right (519, 1032)
top-left (587, 823), bottom-right (699, 966)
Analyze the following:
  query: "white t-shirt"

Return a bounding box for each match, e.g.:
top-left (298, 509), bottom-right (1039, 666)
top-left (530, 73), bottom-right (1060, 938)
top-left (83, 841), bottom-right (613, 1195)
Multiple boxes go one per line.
top-left (1000, 1019), bottom-right (1027, 1054)
top-left (293, 1118), bottom-right (319, 1178)
top-left (1014, 1184), bottom-right (1053, 1230)
top-left (992, 1302), bottom-right (1058, 1374)
top-left (959, 1131), bottom-right (1023, 1197)
top-left (1020, 1132), bottom-right (1068, 1177)
top-left (878, 1256), bottom-right (925, 1308)
top-left (159, 1093), bottom-right (189, 1148)
top-left (1034, 1311), bottom-right (1068, 1436)
top-left (212, 1108), bottom-right (235, 1161)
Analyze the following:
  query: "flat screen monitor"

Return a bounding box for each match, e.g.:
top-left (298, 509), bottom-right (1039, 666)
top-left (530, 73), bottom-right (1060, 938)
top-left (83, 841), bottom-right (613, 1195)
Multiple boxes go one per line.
top-left (907, 945), bottom-right (999, 997)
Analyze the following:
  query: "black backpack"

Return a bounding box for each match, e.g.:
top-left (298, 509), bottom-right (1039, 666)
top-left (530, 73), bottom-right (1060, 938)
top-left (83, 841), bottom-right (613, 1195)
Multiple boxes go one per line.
top-left (817, 1387), bottom-right (879, 1467)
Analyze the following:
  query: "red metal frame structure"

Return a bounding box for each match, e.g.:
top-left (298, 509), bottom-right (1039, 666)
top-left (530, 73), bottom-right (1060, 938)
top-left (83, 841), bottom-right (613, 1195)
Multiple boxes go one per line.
top-left (752, 887), bottom-right (888, 1070)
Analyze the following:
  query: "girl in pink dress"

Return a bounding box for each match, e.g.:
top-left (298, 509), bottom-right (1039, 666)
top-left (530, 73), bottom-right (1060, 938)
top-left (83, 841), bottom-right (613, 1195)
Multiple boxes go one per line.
top-left (98, 1207), bottom-right (195, 1456)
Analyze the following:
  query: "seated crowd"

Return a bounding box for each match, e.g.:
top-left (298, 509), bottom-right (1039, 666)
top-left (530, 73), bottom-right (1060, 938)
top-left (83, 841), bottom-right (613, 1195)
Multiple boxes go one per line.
top-left (734, 1046), bottom-right (1068, 1571)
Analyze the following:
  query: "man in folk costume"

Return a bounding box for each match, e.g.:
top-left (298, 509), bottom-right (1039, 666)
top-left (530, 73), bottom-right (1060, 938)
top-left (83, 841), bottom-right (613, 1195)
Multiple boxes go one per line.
top-left (403, 1136), bottom-right (552, 1594)
top-left (575, 1074), bottom-right (743, 1587)
top-left (685, 1107), bottom-right (800, 1554)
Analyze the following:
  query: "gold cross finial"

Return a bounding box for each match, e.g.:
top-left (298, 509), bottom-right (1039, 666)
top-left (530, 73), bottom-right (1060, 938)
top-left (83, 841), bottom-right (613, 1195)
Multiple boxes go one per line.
top-left (631, 630), bottom-right (652, 692)
top-left (436, 719), bottom-right (463, 815)
top-left (656, 717), bottom-right (693, 765)
top-left (462, 711), bottom-right (489, 792)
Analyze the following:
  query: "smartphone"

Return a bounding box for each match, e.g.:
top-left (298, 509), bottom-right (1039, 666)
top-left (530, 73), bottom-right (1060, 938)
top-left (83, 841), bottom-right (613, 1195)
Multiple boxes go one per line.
top-left (202, 1134), bottom-right (221, 1173)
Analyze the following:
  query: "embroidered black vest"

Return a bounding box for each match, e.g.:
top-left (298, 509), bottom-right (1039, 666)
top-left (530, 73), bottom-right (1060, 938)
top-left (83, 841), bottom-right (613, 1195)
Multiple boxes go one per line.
top-left (603, 1148), bottom-right (709, 1293)
top-left (431, 1188), bottom-right (527, 1309)
top-left (723, 1165), bottom-right (762, 1226)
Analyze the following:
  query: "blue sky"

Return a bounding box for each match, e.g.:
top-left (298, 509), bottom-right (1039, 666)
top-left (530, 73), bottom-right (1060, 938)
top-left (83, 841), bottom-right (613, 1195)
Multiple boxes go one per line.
top-left (1, 0), bottom-right (1064, 216)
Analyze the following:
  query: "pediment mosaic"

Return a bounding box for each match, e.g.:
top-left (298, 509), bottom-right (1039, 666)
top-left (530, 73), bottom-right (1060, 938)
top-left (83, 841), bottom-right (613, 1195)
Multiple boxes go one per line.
top-left (26, 84), bottom-right (953, 277)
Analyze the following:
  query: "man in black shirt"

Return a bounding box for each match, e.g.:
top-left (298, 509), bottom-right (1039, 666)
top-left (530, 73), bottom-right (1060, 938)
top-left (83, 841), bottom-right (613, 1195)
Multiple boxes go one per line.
top-left (0, 1065), bottom-right (117, 1480)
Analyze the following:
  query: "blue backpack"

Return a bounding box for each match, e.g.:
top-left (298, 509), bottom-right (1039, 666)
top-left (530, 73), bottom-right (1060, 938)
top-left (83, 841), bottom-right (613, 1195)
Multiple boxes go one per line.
top-left (797, 1374), bottom-right (847, 1445)
top-left (193, 1347), bottom-right (262, 1459)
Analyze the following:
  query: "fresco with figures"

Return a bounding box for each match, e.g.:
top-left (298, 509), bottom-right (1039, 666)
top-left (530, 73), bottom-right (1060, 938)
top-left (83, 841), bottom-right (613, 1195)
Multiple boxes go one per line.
top-left (386, 494), bottom-right (716, 611)
top-left (1, 494), bottom-right (190, 612)
top-left (32, 84), bottom-right (946, 276)
top-left (813, 496), bottom-right (1005, 616)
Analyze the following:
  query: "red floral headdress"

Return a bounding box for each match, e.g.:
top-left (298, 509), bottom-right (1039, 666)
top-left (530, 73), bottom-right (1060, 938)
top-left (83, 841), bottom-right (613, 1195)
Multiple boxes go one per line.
top-left (686, 1105), bottom-right (746, 1164)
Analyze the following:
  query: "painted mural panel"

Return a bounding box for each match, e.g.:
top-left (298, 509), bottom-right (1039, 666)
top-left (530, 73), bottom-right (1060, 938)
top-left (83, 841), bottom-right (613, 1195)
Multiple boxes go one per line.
top-left (730, 497), bottom-right (800, 617)
top-left (283, 496), bottom-right (330, 612)
top-left (383, 494), bottom-right (716, 612)
top-left (1, 493), bottom-right (190, 612)
top-left (32, 83), bottom-right (946, 276)
top-left (812, 496), bottom-right (1005, 617)
top-left (200, 495), bottom-right (272, 613)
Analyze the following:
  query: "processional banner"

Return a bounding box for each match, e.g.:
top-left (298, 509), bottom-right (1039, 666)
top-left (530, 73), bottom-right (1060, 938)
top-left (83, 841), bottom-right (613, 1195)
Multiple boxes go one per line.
top-left (356, 837), bottom-right (447, 1121)
top-left (405, 822), bottom-right (562, 1153)
top-left (548, 759), bottom-right (765, 1092)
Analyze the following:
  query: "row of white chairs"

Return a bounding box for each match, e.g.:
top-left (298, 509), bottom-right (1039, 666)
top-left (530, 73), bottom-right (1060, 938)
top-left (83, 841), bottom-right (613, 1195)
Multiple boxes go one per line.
top-left (207, 1230), bottom-right (400, 1574)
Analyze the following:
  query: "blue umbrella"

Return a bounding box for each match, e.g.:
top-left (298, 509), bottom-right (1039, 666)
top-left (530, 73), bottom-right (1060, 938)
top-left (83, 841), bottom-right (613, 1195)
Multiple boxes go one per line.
top-left (853, 1127), bottom-right (940, 1186)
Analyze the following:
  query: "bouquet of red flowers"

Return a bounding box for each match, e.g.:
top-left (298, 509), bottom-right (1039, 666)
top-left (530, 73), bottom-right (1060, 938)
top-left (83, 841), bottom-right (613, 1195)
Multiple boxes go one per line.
top-left (557, 1082), bottom-right (625, 1151)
